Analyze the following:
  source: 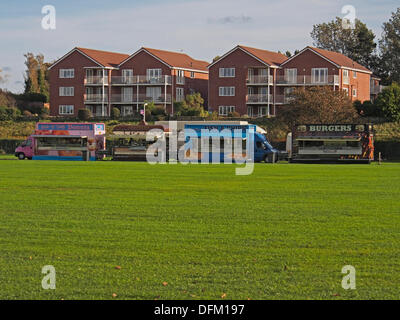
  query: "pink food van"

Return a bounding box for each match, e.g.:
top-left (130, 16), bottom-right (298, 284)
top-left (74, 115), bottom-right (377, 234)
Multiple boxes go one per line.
top-left (15, 123), bottom-right (106, 161)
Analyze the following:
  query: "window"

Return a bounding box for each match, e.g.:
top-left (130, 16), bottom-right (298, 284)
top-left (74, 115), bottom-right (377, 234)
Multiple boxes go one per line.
top-left (122, 106), bottom-right (133, 116)
top-left (343, 69), bottom-right (349, 84)
top-left (343, 87), bottom-right (349, 96)
top-left (219, 68), bottom-right (235, 78)
top-left (176, 88), bottom-right (184, 102)
top-left (353, 71), bottom-right (357, 78)
top-left (59, 69), bottom-right (74, 78)
top-left (146, 87), bottom-right (162, 102)
top-left (59, 105), bottom-right (74, 115)
top-left (284, 87), bottom-right (295, 103)
top-left (311, 68), bottom-right (328, 83)
top-left (147, 69), bottom-right (162, 82)
top-left (352, 88), bottom-right (357, 97)
top-left (219, 87), bottom-right (235, 96)
top-left (218, 106), bottom-right (235, 116)
top-left (122, 69), bottom-right (134, 83)
top-left (284, 68), bottom-right (297, 84)
top-left (190, 72), bottom-right (195, 78)
top-left (176, 70), bottom-right (185, 84)
top-left (259, 107), bottom-right (268, 117)
top-left (59, 87), bottom-right (74, 96)
top-left (122, 87), bottom-right (133, 102)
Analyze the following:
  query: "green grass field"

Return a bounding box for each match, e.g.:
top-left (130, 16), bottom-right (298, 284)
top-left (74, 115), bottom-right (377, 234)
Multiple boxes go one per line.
top-left (0, 159), bottom-right (399, 300)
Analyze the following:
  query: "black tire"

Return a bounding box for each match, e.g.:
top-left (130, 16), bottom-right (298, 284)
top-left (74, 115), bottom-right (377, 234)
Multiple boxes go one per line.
top-left (18, 153), bottom-right (25, 160)
top-left (264, 154), bottom-right (270, 163)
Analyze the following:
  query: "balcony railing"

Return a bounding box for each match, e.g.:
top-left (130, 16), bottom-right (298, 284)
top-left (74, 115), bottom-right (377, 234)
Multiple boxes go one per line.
top-left (276, 75), bottom-right (339, 85)
top-left (246, 75), bottom-right (273, 85)
top-left (274, 95), bottom-right (295, 104)
top-left (84, 94), bottom-right (108, 103)
top-left (111, 75), bottom-right (172, 85)
top-left (246, 94), bottom-right (273, 104)
top-left (370, 86), bottom-right (381, 95)
top-left (110, 94), bottom-right (172, 104)
top-left (84, 76), bottom-right (109, 85)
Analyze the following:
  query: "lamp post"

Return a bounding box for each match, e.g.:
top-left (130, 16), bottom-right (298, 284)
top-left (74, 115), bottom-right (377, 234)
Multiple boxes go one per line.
top-left (143, 103), bottom-right (148, 123)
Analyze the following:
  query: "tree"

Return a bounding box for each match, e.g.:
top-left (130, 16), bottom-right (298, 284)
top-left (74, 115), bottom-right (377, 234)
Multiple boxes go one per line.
top-left (379, 8), bottom-right (400, 84)
top-left (311, 17), bottom-right (377, 70)
top-left (374, 82), bottom-right (400, 121)
top-left (175, 92), bottom-right (207, 117)
top-left (278, 87), bottom-right (359, 126)
top-left (23, 53), bottom-right (50, 101)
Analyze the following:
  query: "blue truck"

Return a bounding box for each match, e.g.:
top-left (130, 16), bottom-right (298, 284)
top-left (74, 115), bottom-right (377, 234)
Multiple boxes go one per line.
top-left (184, 124), bottom-right (280, 163)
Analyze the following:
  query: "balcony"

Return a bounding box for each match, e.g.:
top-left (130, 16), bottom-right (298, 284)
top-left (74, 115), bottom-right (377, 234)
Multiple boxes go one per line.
top-left (84, 94), bottom-right (108, 104)
top-left (111, 75), bottom-right (172, 86)
top-left (370, 85), bottom-right (381, 95)
top-left (246, 94), bottom-right (273, 104)
top-left (274, 95), bottom-right (295, 104)
top-left (276, 75), bottom-right (339, 86)
top-left (84, 76), bottom-right (109, 85)
top-left (247, 75), bottom-right (273, 85)
top-left (110, 94), bottom-right (172, 104)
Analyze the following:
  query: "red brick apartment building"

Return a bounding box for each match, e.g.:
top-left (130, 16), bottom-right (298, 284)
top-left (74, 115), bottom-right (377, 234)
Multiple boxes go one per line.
top-left (208, 45), bottom-right (374, 117)
top-left (49, 47), bottom-right (209, 117)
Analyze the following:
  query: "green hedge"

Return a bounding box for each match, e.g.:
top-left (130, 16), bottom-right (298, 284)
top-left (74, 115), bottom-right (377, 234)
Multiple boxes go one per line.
top-left (0, 139), bottom-right (24, 154)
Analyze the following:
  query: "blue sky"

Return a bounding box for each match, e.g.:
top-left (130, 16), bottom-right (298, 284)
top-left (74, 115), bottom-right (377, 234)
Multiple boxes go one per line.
top-left (0, 0), bottom-right (398, 92)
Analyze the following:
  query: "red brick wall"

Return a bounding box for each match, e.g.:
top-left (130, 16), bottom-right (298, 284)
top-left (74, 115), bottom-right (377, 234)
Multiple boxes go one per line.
top-left (49, 50), bottom-right (99, 116)
top-left (340, 68), bottom-right (371, 102)
top-left (209, 48), bottom-right (267, 115)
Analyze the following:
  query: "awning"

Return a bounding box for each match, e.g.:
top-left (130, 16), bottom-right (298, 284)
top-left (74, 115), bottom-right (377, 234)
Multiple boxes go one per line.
top-left (297, 136), bottom-right (361, 141)
top-left (32, 135), bottom-right (88, 138)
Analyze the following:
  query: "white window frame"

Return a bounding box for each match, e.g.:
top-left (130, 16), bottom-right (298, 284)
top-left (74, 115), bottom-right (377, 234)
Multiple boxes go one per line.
top-left (343, 69), bottom-right (349, 84)
top-left (218, 106), bottom-right (235, 116)
top-left (147, 68), bottom-right (162, 82)
top-left (311, 68), bottom-right (328, 84)
top-left (122, 69), bottom-right (134, 83)
top-left (59, 105), bottom-right (74, 115)
top-left (352, 88), bottom-right (357, 97)
top-left (190, 72), bottom-right (195, 79)
top-left (59, 87), bottom-right (74, 96)
top-left (284, 68), bottom-right (297, 84)
top-left (219, 68), bottom-right (235, 78)
top-left (122, 87), bottom-right (133, 102)
top-left (176, 87), bottom-right (184, 102)
top-left (176, 70), bottom-right (185, 85)
top-left (343, 87), bottom-right (349, 96)
top-left (146, 87), bottom-right (162, 102)
top-left (59, 69), bottom-right (75, 78)
top-left (353, 71), bottom-right (357, 78)
top-left (219, 87), bottom-right (235, 96)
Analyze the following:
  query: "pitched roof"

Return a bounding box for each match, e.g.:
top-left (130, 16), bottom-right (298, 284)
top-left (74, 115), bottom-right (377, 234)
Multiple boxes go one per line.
top-left (76, 47), bottom-right (130, 68)
top-left (307, 46), bottom-right (371, 72)
top-left (238, 45), bottom-right (288, 66)
top-left (139, 47), bottom-right (209, 71)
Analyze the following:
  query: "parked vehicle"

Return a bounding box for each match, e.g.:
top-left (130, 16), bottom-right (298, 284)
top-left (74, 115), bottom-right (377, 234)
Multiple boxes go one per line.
top-left (15, 123), bottom-right (106, 161)
top-left (183, 124), bottom-right (280, 163)
top-left (287, 124), bottom-right (374, 163)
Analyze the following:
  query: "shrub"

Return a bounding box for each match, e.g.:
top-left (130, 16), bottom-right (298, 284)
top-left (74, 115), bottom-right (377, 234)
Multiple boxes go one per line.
top-left (23, 110), bottom-right (33, 117)
top-left (150, 105), bottom-right (166, 116)
top-left (111, 107), bottom-right (120, 119)
top-left (375, 83), bottom-right (400, 122)
top-left (228, 111), bottom-right (240, 118)
top-left (0, 106), bottom-right (21, 120)
top-left (78, 108), bottom-right (92, 121)
top-left (354, 100), bottom-right (382, 117)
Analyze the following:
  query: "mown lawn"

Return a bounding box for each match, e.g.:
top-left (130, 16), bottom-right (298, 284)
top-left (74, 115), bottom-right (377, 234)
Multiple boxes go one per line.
top-left (0, 160), bottom-right (399, 300)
